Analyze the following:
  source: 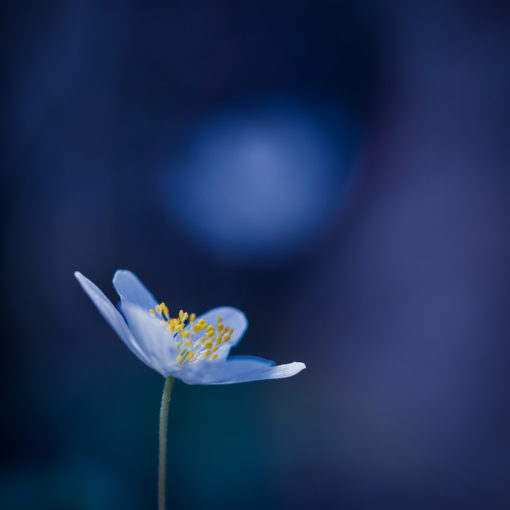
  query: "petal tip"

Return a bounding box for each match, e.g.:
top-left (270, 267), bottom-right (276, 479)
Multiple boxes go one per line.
top-left (112, 269), bottom-right (130, 283)
top-left (74, 271), bottom-right (91, 287)
top-left (112, 270), bottom-right (157, 310)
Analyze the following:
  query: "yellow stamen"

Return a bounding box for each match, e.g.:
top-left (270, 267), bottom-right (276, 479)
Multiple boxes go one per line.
top-left (211, 353), bottom-right (218, 360)
top-left (187, 352), bottom-right (194, 360)
top-left (177, 354), bottom-right (183, 363)
top-left (204, 340), bottom-right (213, 349)
top-left (189, 313), bottom-right (196, 323)
top-left (193, 320), bottom-right (206, 332)
top-left (150, 309), bottom-right (155, 317)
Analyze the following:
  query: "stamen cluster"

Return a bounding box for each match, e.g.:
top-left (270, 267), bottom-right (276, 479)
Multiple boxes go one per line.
top-left (149, 303), bottom-right (234, 366)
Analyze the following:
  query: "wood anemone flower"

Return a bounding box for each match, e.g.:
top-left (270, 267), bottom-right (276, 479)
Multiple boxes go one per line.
top-left (75, 269), bottom-right (305, 384)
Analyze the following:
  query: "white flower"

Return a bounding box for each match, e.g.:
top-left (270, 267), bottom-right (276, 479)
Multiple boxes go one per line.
top-left (74, 270), bottom-right (305, 384)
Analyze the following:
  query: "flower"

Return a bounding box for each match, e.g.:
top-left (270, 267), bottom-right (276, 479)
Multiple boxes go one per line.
top-left (74, 270), bottom-right (305, 384)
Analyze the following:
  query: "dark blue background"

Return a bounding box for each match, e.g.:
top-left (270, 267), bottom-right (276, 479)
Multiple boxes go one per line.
top-left (2, 1), bottom-right (510, 509)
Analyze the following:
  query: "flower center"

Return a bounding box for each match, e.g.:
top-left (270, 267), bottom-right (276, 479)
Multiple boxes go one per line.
top-left (149, 303), bottom-right (234, 366)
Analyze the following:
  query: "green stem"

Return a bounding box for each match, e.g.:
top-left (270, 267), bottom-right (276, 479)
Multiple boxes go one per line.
top-left (158, 376), bottom-right (174, 510)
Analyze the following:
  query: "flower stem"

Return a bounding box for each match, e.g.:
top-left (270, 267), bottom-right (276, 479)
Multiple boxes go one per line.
top-left (158, 376), bottom-right (174, 510)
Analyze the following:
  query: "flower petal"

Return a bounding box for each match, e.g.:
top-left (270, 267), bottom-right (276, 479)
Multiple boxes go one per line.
top-left (113, 269), bottom-right (158, 310)
top-left (174, 356), bottom-right (306, 385)
top-left (74, 272), bottom-right (153, 368)
top-left (193, 307), bottom-right (248, 361)
top-left (121, 303), bottom-right (179, 376)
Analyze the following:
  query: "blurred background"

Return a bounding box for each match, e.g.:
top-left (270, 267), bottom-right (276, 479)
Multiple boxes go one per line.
top-left (2, 1), bottom-right (510, 509)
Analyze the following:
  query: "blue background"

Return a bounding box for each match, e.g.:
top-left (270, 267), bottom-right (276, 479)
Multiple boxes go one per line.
top-left (2, 1), bottom-right (510, 509)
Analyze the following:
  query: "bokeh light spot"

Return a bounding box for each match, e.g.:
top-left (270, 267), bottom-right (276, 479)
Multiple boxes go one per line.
top-left (159, 101), bottom-right (360, 263)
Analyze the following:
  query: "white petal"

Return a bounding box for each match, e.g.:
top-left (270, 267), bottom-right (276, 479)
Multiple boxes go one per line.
top-left (121, 303), bottom-right (179, 376)
top-left (174, 356), bottom-right (306, 385)
top-left (113, 269), bottom-right (158, 310)
top-left (74, 272), bottom-right (153, 369)
top-left (194, 307), bottom-right (248, 361)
